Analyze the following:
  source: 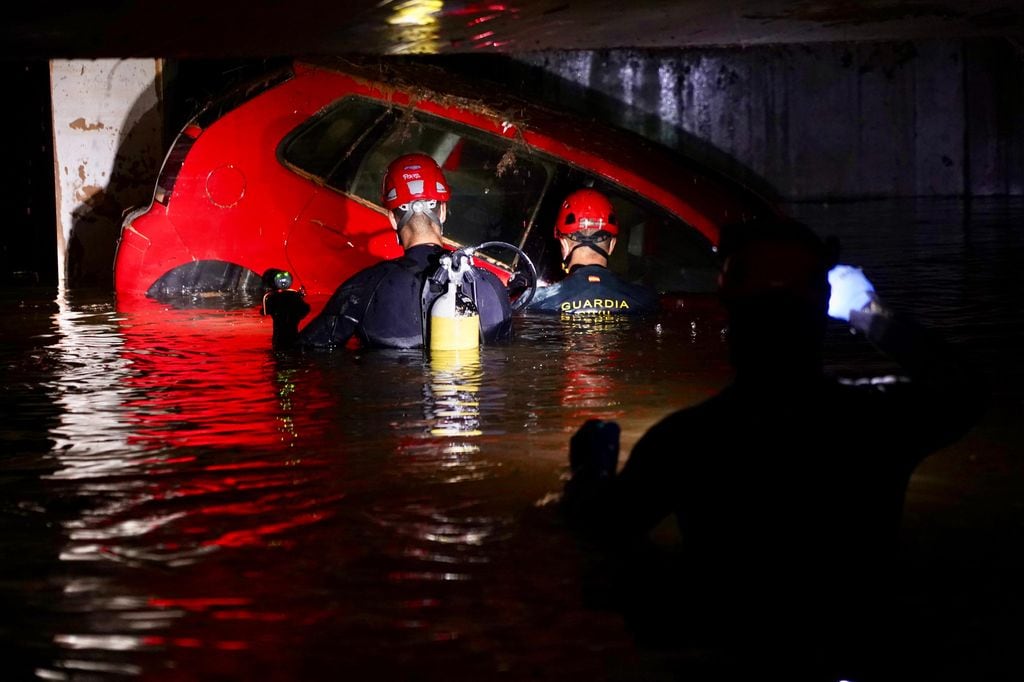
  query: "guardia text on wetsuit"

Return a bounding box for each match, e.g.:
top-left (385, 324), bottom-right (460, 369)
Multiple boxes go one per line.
top-left (526, 265), bottom-right (659, 316)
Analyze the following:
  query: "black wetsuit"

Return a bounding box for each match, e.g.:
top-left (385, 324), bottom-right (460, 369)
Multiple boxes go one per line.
top-left (526, 265), bottom-right (659, 316)
top-left (298, 244), bottom-right (512, 349)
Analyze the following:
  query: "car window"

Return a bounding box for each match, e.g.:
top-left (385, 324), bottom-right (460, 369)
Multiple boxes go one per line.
top-left (279, 97), bottom-right (391, 181)
top-left (280, 95), bottom-right (716, 292)
top-left (609, 189), bottom-right (719, 293)
top-left (348, 113), bottom-right (552, 261)
top-left (525, 174), bottom-right (720, 294)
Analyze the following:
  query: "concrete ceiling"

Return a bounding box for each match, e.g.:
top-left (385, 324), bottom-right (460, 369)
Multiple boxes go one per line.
top-left (6, 1), bottom-right (1023, 58)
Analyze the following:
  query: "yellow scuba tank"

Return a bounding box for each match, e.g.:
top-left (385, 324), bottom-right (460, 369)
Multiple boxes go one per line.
top-left (429, 254), bottom-right (481, 352)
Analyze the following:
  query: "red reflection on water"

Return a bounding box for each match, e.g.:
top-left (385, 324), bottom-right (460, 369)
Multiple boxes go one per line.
top-left (467, 13), bottom-right (499, 26)
top-left (443, 1), bottom-right (518, 49)
top-left (204, 460), bottom-right (303, 472)
top-left (203, 511), bottom-right (329, 548)
top-left (138, 635), bottom-right (250, 651)
top-left (49, 295), bottom-right (343, 565)
top-left (211, 610), bottom-right (288, 622)
top-left (149, 597), bottom-right (252, 611)
top-left (139, 455), bottom-right (197, 467)
top-left (557, 323), bottom-right (622, 421)
top-left (445, 3), bottom-right (512, 16)
top-left (115, 295), bottom-right (324, 452)
top-left (173, 637), bottom-right (202, 648)
top-left (196, 491), bottom-right (340, 517)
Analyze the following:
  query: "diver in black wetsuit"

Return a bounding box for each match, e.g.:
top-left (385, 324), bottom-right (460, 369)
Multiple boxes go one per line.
top-left (525, 189), bottom-right (658, 317)
top-left (265, 153), bottom-right (512, 349)
top-left (562, 220), bottom-right (986, 679)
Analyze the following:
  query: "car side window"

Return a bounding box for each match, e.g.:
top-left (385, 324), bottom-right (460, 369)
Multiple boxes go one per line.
top-left (279, 96), bottom-right (716, 291)
top-left (278, 97), bottom-right (391, 183)
top-left (526, 176), bottom-right (719, 293)
top-left (605, 189), bottom-right (720, 293)
top-left (348, 113), bottom-right (552, 262)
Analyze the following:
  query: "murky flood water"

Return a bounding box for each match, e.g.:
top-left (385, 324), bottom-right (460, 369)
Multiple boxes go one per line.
top-left (2, 199), bottom-right (1023, 680)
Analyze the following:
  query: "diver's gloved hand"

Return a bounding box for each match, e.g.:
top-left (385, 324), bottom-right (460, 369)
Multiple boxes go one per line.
top-left (263, 290), bottom-right (310, 346)
top-left (828, 265), bottom-right (876, 321)
top-left (562, 419), bottom-right (621, 525)
top-left (569, 419), bottom-right (620, 482)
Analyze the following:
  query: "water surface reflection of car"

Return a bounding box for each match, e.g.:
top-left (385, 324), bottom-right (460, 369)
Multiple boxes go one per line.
top-left (114, 57), bottom-right (780, 314)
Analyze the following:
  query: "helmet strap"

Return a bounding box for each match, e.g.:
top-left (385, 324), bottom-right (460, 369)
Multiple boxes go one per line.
top-left (562, 241), bottom-right (609, 270)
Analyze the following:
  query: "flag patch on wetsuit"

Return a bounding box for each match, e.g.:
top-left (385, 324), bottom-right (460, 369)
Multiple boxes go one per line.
top-left (588, 275), bottom-right (601, 283)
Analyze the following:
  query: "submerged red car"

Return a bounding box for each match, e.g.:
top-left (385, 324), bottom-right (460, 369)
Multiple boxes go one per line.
top-left (114, 57), bottom-right (778, 312)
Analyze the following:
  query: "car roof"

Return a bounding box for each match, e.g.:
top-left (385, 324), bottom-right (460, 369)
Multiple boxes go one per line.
top-left (296, 56), bottom-right (780, 243)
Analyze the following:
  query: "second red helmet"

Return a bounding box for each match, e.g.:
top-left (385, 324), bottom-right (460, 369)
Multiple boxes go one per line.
top-left (555, 189), bottom-right (618, 240)
top-left (381, 153), bottom-right (451, 211)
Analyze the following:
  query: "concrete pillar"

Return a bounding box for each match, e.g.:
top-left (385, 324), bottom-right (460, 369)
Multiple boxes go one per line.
top-left (50, 59), bottom-right (165, 289)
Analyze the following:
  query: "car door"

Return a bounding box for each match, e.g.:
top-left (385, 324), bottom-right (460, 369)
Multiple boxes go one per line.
top-left (278, 97), bottom-right (403, 298)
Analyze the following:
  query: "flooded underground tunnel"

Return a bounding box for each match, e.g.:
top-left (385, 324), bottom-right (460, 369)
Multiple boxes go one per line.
top-left (2, 5), bottom-right (1024, 681)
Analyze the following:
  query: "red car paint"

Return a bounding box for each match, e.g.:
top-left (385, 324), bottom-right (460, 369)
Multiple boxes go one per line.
top-left (114, 58), bottom-right (779, 314)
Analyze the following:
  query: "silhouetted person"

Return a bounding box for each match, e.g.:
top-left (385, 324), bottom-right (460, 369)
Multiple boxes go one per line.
top-left (562, 220), bottom-right (986, 680)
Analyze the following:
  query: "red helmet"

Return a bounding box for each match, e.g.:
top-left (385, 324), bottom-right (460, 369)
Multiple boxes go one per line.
top-left (555, 189), bottom-right (618, 241)
top-left (382, 153), bottom-right (450, 212)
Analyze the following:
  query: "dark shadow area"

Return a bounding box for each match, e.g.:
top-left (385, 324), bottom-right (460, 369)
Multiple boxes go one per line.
top-left (0, 60), bottom-right (57, 287)
top-left (162, 58), bottom-right (292, 136)
top-left (964, 38), bottom-right (1024, 196)
top-left (0, 288), bottom-right (67, 681)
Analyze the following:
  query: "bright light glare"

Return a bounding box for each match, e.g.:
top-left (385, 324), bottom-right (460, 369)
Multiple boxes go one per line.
top-left (53, 634), bottom-right (149, 651)
top-left (388, 0), bottom-right (443, 26)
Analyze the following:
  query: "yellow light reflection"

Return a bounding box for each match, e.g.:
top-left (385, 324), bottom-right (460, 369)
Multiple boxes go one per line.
top-left (388, 0), bottom-right (443, 26)
top-left (387, 0), bottom-right (445, 53)
top-left (427, 349), bottom-right (482, 437)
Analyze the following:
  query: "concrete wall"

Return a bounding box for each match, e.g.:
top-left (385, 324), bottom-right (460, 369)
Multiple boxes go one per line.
top-left (504, 39), bottom-right (1023, 201)
top-left (50, 59), bottom-right (165, 288)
